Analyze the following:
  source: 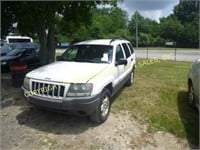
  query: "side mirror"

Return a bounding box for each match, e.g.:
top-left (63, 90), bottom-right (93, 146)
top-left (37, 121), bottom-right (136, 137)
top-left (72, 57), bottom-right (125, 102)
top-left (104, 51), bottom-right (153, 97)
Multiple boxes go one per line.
top-left (56, 56), bottom-right (61, 61)
top-left (115, 59), bottom-right (127, 66)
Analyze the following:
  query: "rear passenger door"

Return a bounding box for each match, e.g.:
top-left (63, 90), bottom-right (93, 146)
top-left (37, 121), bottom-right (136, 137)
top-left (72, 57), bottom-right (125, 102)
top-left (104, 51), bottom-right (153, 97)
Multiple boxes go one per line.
top-left (113, 44), bottom-right (126, 93)
top-left (121, 43), bottom-right (133, 75)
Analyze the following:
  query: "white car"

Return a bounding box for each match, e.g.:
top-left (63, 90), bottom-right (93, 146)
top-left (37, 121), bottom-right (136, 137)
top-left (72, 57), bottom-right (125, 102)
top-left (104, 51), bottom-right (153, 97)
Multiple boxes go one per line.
top-left (22, 39), bottom-right (136, 123)
top-left (188, 59), bottom-right (200, 110)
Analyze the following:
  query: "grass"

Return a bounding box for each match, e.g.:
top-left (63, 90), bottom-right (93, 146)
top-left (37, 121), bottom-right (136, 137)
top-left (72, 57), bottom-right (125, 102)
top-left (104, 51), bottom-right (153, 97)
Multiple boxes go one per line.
top-left (55, 52), bottom-right (63, 57)
top-left (135, 47), bottom-right (199, 50)
top-left (112, 59), bottom-right (199, 146)
top-left (41, 136), bottom-right (57, 150)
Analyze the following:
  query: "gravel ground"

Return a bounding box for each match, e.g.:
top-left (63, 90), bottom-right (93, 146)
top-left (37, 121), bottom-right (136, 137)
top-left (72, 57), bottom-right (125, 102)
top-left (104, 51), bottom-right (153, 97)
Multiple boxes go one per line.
top-left (1, 73), bottom-right (190, 150)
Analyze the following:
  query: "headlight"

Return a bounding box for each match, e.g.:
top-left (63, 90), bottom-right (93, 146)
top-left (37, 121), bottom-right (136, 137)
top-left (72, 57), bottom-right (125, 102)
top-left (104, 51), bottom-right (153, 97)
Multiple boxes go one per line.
top-left (23, 77), bottom-right (30, 90)
top-left (67, 83), bottom-right (93, 97)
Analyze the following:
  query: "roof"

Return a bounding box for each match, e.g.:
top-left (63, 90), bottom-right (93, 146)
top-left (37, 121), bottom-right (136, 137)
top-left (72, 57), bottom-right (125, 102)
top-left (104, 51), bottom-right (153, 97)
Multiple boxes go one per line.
top-left (74, 39), bottom-right (130, 46)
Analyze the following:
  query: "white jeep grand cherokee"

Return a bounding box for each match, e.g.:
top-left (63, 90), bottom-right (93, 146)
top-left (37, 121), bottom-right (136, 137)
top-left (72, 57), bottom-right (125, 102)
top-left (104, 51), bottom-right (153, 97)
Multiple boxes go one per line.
top-left (22, 39), bottom-right (136, 123)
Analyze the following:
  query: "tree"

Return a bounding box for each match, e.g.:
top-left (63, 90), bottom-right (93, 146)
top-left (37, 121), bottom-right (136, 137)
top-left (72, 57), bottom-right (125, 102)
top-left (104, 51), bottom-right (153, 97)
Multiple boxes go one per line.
top-left (2, 2), bottom-right (63, 64)
top-left (174, 1), bottom-right (199, 24)
top-left (1, 2), bottom-right (15, 38)
top-left (128, 11), bottom-right (160, 46)
top-left (1, 1), bottom-right (116, 65)
top-left (159, 15), bottom-right (183, 46)
top-left (86, 7), bottom-right (129, 39)
top-left (173, 1), bottom-right (199, 48)
top-left (56, 6), bottom-right (129, 42)
top-left (158, 1), bottom-right (199, 48)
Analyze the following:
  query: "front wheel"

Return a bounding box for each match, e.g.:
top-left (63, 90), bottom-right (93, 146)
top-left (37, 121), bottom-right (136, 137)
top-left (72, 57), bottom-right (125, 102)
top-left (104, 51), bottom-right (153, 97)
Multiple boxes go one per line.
top-left (90, 89), bottom-right (111, 124)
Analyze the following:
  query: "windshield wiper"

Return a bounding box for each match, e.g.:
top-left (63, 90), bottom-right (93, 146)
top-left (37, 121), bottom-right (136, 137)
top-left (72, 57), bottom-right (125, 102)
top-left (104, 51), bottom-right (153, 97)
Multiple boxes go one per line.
top-left (100, 61), bottom-right (110, 64)
top-left (74, 59), bottom-right (96, 63)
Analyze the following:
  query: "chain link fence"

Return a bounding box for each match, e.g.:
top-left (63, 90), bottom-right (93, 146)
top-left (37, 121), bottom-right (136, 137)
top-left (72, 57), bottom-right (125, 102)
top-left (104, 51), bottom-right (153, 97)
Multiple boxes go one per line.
top-left (135, 48), bottom-right (200, 62)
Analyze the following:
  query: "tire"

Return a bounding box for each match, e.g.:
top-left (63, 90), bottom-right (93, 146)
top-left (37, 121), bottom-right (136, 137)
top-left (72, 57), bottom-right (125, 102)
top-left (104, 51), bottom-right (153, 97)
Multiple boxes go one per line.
top-left (90, 88), bottom-right (111, 124)
top-left (126, 68), bottom-right (135, 86)
top-left (188, 82), bottom-right (195, 107)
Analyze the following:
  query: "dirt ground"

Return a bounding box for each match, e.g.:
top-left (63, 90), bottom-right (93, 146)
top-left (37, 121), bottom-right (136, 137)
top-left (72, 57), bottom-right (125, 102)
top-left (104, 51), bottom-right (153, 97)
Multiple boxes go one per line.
top-left (1, 73), bottom-right (191, 150)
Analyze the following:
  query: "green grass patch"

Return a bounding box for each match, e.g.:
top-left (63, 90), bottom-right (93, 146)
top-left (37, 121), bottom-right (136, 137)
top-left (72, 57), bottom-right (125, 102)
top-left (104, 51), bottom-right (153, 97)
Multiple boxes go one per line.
top-left (112, 59), bottom-right (199, 146)
top-left (41, 137), bottom-right (57, 150)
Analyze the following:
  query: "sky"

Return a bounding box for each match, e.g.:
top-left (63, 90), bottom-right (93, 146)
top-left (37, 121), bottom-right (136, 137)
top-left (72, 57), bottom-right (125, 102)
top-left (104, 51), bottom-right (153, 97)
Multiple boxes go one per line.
top-left (118, 0), bottom-right (180, 22)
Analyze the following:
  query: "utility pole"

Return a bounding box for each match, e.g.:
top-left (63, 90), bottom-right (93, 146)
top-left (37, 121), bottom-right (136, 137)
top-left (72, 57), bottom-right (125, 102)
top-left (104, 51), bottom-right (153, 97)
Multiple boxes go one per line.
top-left (135, 11), bottom-right (138, 48)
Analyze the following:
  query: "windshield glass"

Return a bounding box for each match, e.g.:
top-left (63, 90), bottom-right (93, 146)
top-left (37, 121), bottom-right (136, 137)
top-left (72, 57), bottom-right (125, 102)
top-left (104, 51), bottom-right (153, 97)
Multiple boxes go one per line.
top-left (6, 48), bottom-right (25, 56)
top-left (60, 45), bottom-right (113, 63)
top-left (1, 44), bottom-right (12, 52)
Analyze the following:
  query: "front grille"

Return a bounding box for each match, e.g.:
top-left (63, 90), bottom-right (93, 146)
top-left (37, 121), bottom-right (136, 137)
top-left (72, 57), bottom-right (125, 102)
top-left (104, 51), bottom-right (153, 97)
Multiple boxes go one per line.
top-left (31, 81), bottom-right (66, 98)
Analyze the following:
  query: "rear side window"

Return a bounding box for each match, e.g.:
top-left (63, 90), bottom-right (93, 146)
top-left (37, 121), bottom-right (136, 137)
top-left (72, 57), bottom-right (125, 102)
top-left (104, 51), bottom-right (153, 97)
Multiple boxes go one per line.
top-left (127, 43), bottom-right (134, 54)
top-left (122, 43), bottom-right (131, 58)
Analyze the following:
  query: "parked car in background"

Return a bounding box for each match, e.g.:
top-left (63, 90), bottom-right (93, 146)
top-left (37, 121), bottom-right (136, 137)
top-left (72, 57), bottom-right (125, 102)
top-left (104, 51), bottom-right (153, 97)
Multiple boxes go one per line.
top-left (0, 42), bottom-right (39, 56)
top-left (188, 58), bottom-right (200, 110)
top-left (1, 47), bottom-right (40, 71)
top-left (22, 39), bottom-right (136, 123)
top-left (0, 39), bottom-right (6, 47)
top-left (6, 36), bottom-right (33, 43)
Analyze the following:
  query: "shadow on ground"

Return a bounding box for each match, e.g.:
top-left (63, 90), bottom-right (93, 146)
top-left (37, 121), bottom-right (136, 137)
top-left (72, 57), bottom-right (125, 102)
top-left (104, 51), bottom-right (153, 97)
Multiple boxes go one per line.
top-left (16, 106), bottom-right (98, 135)
top-left (1, 73), bottom-right (27, 108)
top-left (1, 73), bottom-right (94, 135)
top-left (15, 86), bottom-right (124, 135)
top-left (1, 72), bottom-right (123, 135)
top-left (177, 91), bottom-right (199, 149)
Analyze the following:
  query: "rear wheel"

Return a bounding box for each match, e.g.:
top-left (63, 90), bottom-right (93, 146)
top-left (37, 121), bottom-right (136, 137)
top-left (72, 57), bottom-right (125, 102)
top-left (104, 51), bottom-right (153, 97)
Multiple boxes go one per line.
top-left (90, 89), bottom-right (111, 123)
top-left (126, 68), bottom-right (135, 86)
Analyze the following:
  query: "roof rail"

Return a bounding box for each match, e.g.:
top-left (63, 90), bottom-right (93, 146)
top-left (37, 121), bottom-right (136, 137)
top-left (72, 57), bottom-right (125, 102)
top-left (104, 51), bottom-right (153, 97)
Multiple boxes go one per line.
top-left (109, 37), bottom-right (128, 44)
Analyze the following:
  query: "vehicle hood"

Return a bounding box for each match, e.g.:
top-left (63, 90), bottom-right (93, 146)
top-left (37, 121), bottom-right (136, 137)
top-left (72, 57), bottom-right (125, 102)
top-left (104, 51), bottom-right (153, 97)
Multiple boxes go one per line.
top-left (0, 56), bottom-right (17, 62)
top-left (26, 61), bottom-right (109, 83)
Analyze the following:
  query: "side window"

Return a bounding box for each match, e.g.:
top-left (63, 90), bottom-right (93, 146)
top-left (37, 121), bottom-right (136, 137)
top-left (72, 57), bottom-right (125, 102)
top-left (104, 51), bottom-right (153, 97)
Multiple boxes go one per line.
top-left (63, 47), bottom-right (78, 60)
top-left (122, 43), bottom-right (131, 58)
top-left (68, 48), bottom-right (78, 59)
top-left (115, 45), bottom-right (124, 62)
top-left (127, 43), bottom-right (134, 54)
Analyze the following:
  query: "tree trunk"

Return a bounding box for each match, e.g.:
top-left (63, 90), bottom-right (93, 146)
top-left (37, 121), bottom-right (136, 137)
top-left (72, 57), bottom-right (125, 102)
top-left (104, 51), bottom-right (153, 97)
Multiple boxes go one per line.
top-left (37, 25), bottom-right (48, 65)
top-left (47, 23), bottom-right (56, 63)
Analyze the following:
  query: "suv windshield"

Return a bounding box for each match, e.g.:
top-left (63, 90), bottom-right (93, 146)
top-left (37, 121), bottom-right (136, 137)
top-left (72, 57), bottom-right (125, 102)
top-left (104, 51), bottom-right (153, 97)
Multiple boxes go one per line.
top-left (60, 45), bottom-right (113, 63)
top-left (1, 43), bottom-right (13, 52)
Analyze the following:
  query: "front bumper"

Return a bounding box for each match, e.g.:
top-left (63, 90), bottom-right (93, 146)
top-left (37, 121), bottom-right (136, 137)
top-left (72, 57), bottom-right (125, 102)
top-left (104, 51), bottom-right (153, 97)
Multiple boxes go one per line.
top-left (22, 87), bottom-right (100, 115)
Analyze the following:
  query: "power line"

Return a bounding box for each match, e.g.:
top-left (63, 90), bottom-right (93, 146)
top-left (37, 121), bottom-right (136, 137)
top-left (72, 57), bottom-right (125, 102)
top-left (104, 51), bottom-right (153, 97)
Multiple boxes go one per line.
top-left (135, 11), bottom-right (138, 48)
